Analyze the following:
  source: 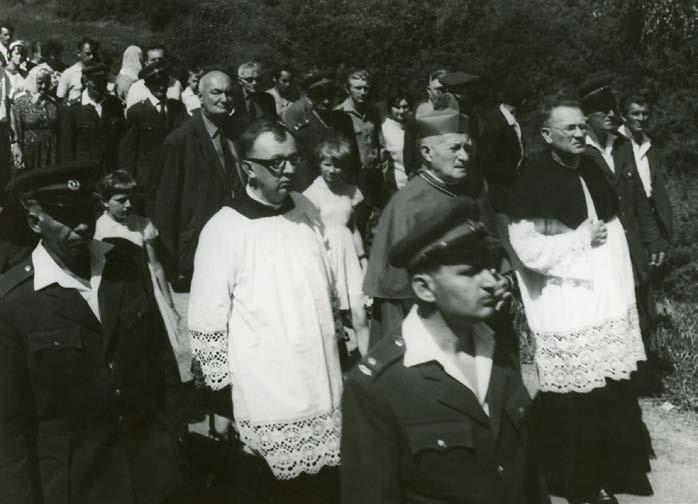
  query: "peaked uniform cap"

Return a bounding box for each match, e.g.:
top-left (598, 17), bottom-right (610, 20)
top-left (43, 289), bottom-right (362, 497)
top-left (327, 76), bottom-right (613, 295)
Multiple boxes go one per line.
top-left (9, 162), bottom-right (98, 208)
top-left (439, 71), bottom-right (481, 88)
top-left (140, 61), bottom-right (170, 83)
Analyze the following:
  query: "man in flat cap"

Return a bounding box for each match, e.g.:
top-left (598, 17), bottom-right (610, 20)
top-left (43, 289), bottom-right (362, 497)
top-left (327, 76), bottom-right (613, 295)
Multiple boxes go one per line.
top-left (0, 163), bottom-right (185, 504)
top-left (60, 61), bottom-right (125, 174)
top-left (579, 76), bottom-right (665, 350)
top-left (364, 108), bottom-right (508, 347)
top-left (342, 196), bottom-right (548, 504)
top-left (119, 61), bottom-right (187, 216)
top-left (283, 69), bottom-right (359, 191)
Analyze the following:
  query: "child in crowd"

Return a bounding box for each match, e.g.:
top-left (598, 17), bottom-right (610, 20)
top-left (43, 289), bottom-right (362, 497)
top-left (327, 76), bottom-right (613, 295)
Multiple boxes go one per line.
top-left (304, 136), bottom-right (369, 356)
top-left (181, 67), bottom-right (203, 116)
top-left (94, 170), bottom-right (192, 380)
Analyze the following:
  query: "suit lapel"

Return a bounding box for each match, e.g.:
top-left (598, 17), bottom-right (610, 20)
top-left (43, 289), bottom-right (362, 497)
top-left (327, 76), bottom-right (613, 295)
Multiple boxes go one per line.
top-left (193, 112), bottom-right (229, 188)
top-left (419, 362), bottom-right (490, 428)
top-left (586, 146), bottom-right (616, 182)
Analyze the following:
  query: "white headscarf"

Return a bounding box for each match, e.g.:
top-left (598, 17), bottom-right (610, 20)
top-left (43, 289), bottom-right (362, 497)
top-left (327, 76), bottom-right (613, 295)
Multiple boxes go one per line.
top-left (24, 63), bottom-right (57, 102)
top-left (119, 45), bottom-right (143, 81)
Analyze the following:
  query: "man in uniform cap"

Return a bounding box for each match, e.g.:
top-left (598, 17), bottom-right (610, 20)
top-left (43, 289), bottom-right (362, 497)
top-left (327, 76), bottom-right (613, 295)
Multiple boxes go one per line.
top-left (342, 196), bottom-right (549, 504)
top-left (283, 69), bottom-right (360, 191)
top-left (364, 108), bottom-right (508, 347)
top-left (119, 61), bottom-right (187, 216)
top-left (579, 75), bottom-right (665, 346)
top-left (0, 162), bottom-right (185, 504)
top-left (439, 70), bottom-right (482, 117)
top-left (60, 61), bottom-right (125, 174)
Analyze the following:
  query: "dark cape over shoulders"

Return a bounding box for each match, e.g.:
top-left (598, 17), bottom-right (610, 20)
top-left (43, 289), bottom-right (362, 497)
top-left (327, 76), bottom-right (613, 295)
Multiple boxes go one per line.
top-left (506, 152), bottom-right (618, 229)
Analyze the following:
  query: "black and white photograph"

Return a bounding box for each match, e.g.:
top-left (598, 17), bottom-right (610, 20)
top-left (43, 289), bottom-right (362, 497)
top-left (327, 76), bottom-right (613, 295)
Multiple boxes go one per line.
top-left (0, 0), bottom-right (696, 502)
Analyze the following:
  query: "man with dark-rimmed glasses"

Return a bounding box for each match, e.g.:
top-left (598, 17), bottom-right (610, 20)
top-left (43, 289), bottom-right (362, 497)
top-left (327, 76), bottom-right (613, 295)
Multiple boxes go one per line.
top-left (188, 119), bottom-right (344, 503)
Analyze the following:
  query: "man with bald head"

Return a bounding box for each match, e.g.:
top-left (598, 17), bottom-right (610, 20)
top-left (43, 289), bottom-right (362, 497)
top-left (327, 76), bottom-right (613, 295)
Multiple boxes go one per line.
top-left (154, 69), bottom-right (244, 304)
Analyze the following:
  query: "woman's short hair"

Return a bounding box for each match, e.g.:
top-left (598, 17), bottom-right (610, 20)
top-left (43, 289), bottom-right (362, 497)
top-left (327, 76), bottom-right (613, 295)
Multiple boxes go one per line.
top-left (98, 170), bottom-right (137, 200)
top-left (315, 135), bottom-right (352, 168)
top-left (385, 85), bottom-right (413, 108)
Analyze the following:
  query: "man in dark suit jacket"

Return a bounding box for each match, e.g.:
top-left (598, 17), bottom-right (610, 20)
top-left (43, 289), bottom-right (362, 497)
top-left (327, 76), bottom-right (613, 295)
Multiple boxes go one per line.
top-left (619, 93), bottom-right (673, 245)
top-left (119, 62), bottom-right (187, 215)
top-left (228, 61), bottom-right (276, 138)
top-left (60, 62), bottom-right (125, 174)
top-left (478, 89), bottom-right (526, 213)
top-left (579, 77), bottom-right (665, 333)
top-left (153, 70), bottom-right (243, 292)
top-left (0, 163), bottom-right (184, 504)
top-left (342, 197), bottom-right (548, 504)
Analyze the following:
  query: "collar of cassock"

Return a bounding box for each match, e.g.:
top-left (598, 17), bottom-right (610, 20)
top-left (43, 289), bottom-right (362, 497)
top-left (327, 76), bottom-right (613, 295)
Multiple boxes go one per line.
top-left (229, 186), bottom-right (295, 219)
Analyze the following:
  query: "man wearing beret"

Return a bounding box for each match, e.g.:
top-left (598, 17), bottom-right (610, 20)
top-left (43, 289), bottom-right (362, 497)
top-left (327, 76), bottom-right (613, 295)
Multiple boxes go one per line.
top-left (283, 69), bottom-right (360, 191)
top-left (579, 76), bottom-right (665, 346)
top-left (0, 163), bottom-right (185, 504)
top-left (118, 61), bottom-right (187, 216)
top-left (364, 108), bottom-right (508, 347)
top-left (342, 196), bottom-right (548, 504)
top-left (60, 61), bottom-right (125, 174)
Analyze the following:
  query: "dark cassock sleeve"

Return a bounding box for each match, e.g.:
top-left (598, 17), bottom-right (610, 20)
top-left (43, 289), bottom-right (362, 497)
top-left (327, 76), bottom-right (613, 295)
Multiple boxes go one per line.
top-left (341, 377), bottom-right (402, 504)
top-left (0, 300), bottom-right (42, 504)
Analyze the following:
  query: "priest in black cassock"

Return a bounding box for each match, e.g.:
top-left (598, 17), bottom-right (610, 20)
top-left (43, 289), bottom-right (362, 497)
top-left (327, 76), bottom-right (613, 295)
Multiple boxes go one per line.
top-left (363, 108), bottom-right (510, 348)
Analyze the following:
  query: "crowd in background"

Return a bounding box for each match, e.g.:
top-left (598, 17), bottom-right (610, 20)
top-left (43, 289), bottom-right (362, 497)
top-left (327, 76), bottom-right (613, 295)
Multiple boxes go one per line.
top-left (0, 17), bottom-right (677, 504)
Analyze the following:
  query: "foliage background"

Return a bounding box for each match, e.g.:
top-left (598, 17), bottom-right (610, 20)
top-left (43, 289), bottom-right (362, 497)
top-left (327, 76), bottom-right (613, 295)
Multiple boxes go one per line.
top-left (6, 0), bottom-right (698, 409)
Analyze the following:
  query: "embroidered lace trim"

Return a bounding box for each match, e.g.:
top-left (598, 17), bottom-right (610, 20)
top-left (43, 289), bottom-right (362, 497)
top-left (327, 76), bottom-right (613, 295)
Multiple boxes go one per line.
top-left (190, 329), bottom-right (231, 390)
top-left (534, 306), bottom-right (646, 393)
top-left (237, 405), bottom-right (342, 480)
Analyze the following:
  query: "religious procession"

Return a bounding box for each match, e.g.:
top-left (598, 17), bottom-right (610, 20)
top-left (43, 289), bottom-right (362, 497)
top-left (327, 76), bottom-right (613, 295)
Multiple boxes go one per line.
top-left (0, 9), bottom-right (684, 504)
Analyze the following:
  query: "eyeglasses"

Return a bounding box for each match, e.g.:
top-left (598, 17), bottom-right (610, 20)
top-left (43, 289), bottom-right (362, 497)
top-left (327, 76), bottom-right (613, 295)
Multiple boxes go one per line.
top-left (241, 76), bottom-right (258, 83)
top-left (549, 124), bottom-right (588, 136)
top-left (246, 155), bottom-right (302, 176)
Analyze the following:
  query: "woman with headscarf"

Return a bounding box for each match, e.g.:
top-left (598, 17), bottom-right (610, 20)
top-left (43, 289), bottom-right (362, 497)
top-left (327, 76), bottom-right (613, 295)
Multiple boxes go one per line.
top-left (115, 45), bottom-right (142, 102)
top-left (13, 65), bottom-right (61, 172)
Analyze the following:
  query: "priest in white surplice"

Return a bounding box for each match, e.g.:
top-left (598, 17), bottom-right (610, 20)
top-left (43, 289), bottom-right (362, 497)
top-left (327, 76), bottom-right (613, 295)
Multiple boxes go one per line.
top-left (506, 100), bottom-right (652, 504)
top-left (188, 121), bottom-right (342, 503)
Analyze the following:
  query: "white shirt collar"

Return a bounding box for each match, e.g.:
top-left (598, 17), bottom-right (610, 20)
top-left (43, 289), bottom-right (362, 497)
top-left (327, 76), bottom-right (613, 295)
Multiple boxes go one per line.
top-left (618, 124), bottom-right (651, 152)
top-left (246, 184), bottom-right (283, 210)
top-left (81, 89), bottom-right (102, 108)
top-left (402, 306), bottom-right (495, 410)
top-left (147, 92), bottom-right (162, 109)
top-left (585, 131), bottom-right (616, 152)
top-left (499, 104), bottom-right (518, 126)
top-left (32, 240), bottom-right (113, 292)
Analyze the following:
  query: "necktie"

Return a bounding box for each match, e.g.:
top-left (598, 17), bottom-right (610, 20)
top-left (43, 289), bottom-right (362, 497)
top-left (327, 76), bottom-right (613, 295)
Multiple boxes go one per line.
top-left (246, 96), bottom-right (256, 122)
top-left (159, 100), bottom-right (167, 121)
top-left (218, 130), bottom-right (242, 195)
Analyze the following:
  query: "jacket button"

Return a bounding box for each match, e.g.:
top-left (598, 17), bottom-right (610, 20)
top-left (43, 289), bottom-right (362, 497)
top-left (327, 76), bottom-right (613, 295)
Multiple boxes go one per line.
top-left (114, 388), bottom-right (121, 397)
top-left (108, 362), bottom-right (115, 371)
top-left (118, 415), bottom-right (124, 423)
top-left (437, 439), bottom-right (446, 448)
top-left (497, 465), bottom-right (504, 474)
top-left (53, 340), bottom-right (60, 347)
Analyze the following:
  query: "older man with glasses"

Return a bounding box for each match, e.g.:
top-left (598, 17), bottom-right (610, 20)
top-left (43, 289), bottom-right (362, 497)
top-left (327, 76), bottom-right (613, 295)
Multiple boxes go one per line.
top-left (188, 120), bottom-right (343, 503)
top-left (230, 61), bottom-right (277, 136)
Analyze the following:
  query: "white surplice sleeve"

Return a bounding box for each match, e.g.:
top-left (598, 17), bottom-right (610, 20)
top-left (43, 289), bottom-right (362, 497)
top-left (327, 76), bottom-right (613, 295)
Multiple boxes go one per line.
top-left (188, 215), bottom-right (235, 390)
top-left (508, 218), bottom-right (593, 281)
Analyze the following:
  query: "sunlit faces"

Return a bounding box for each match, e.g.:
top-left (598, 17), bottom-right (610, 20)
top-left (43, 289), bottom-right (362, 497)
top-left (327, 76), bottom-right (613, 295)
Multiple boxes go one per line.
top-left (28, 202), bottom-right (96, 260)
top-left (412, 263), bottom-right (499, 322)
top-left (145, 48), bottom-right (166, 65)
top-left (239, 68), bottom-right (260, 94)
top-left (586, 107), bottom-right (617, 135)
top-left (78, 42), bottom-right (96, 65)
top-left (390, 98), bottom-right (411, 123)
top-left (0, 27), bottom-right (12, 48)
top-left (104, 193), bottom-right (132, 222)
top-left (427, 78), bottom-right (445, 103)
top-left (36, 72), bottom-right (52, 96)
top-left (319, 157), bottom-right (347, 186)
top-left (541, 106), bottom-right (588, 155)
top-left (275, 70), bottom-right (293, 93)
top-left (622, 102), bottom-right (650, 135)
top-left (421, 133), bottom-right (474, 184)
top-left (199, 71), bottom-right (235, 118)
top-left (244, 131), bottom-right (299, 204)
top-left (347, 77), bottom-right (370, 105)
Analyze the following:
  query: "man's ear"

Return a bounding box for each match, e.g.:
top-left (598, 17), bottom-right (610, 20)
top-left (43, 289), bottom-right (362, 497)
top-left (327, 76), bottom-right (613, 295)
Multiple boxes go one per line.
top-left (420, 143), bottom-right (432, 164)
top-left (411, 272), bottom-right (437, 304)
top-left (26, 204), bottom-right (42, 235)
top-left (241, 160), bottom-right (254, 179)
top-left (540, 127), bottom-right (553, 146)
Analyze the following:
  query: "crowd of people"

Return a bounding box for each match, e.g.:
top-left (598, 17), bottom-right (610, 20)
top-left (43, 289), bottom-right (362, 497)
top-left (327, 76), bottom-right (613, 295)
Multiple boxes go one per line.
top-left (0, 19), bottom-right (676, 504)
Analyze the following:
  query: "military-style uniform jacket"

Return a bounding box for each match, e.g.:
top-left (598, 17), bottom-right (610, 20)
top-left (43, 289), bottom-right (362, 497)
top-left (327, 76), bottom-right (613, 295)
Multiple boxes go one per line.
top-left (0, 243), bottom-right (184, 504)
top-left (59, 94), bottom-right (125, 174)
top-left (118, 98), bottom-right (187, 197)
top-left (341, 328), bottom-right (548, 504)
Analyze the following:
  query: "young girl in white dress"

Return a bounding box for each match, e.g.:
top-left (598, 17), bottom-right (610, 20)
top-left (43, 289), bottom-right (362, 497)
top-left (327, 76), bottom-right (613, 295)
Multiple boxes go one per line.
top-left (304, 136), bottom-right (370, 356)
top-left (94, 170), bottom-right (192, 380)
